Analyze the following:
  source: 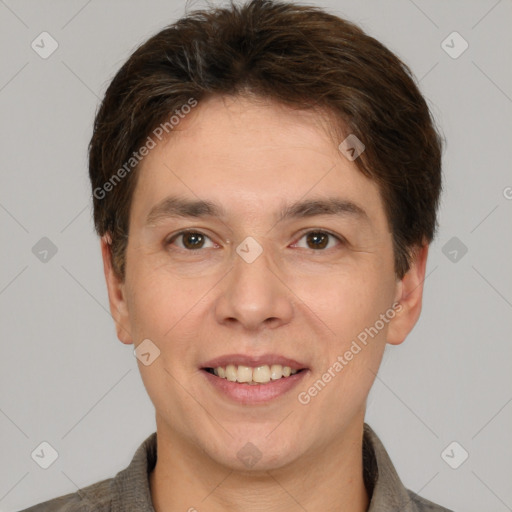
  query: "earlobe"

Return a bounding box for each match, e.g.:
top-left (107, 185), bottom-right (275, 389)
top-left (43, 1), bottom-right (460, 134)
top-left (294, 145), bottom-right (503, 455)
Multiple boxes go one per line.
top-left (386, 244), bottom-right (429, 346)
top-left (100, 234), bottom-right (134, 345)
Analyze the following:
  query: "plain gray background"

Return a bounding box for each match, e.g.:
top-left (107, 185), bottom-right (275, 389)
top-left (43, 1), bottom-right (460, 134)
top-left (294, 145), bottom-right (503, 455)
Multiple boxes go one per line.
top-left (1, 0), bottom-right (511, 510)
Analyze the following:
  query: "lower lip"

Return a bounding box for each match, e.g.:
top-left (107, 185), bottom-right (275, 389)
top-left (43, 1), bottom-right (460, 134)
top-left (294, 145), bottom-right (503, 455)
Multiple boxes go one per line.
top-left (201, 369), bottom-right (309, 404)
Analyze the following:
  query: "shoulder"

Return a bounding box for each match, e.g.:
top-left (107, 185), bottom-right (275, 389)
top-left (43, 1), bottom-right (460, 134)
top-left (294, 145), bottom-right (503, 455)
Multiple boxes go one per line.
top-left (18, 431), bottom-right (157, 512)
top-left (17, 476), bottom-right (114, 512)
top-left (407, 489), bottom-right (454, 512)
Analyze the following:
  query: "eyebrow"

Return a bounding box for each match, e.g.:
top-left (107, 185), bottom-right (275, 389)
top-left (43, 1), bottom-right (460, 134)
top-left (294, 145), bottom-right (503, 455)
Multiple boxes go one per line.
top-left (145, 195), bottom-right (369, 226)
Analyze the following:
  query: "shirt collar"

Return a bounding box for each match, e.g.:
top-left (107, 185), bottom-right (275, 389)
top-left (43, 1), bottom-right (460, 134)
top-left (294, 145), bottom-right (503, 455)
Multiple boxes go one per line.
top-left (111, 423), bottom-right (420, 511)
top-left (112, 430), bottom-right (157, 512)
top-left (363, 423), bottom-right (423, 511)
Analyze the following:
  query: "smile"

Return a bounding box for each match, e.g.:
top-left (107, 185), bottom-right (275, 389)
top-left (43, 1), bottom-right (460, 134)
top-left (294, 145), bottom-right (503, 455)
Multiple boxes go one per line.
top-left (204, 364), bottom-right (301, 385)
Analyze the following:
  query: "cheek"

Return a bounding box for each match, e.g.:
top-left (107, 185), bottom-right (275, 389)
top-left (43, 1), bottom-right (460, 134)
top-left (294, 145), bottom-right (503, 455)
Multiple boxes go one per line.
top-left (298, 264), bottom-right (396, 343)
top-left (313, 268), bottom-right (395, 394)
top-left (297, 265), bottom-right (395, 406)
top-left (126, 263), bottom-right (210, 339)
top-left (126, 271), bottom-right (202, 414)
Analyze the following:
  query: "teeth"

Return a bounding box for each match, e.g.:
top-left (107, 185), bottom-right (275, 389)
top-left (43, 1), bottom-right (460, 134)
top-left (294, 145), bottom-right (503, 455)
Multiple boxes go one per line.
top-left (253, 365), bottom-right (271, 383)
top-left (225, 364), bottom-right (237, 382)
top-left (270, 364), bottom-right (282, 380)
top-left (237, 365), bottom-right (252, 383)
top-left (212, 364), bottom-right (299, 384)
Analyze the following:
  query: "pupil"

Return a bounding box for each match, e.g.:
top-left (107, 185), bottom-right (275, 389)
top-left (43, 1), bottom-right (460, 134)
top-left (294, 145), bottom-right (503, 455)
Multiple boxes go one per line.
top-left (307, 232), bottom-right (327, 249)
top-left (184, 233), bottom-right (204, 249)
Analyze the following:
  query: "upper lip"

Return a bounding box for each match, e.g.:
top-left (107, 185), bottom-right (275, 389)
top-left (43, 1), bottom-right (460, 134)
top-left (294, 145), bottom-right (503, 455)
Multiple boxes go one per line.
top-left (202, 353), bottom-right (308, 371)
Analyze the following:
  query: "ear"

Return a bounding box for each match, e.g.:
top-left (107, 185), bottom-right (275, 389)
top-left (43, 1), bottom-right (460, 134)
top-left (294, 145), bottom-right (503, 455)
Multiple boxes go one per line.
top-left (100, 233), bottom-right (134, 345)
top-left (386, 244), bottom-right (429, 346)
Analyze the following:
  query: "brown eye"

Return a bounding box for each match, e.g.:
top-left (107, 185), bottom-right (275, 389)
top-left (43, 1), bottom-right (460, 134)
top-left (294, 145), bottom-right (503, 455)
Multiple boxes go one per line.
top-left (182, 232), bottom-right (205, 249)
top-left (167, 231), bottom-right (215, 251)
top-left (293, 230), bottom-right (342, 250)
top-left (306, 232), bottom-right (329, 249)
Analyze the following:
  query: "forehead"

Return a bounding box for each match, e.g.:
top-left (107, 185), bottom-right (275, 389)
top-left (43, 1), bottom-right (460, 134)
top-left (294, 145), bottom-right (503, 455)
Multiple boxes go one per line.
top-left (130, 95), bottom-right (387, 230)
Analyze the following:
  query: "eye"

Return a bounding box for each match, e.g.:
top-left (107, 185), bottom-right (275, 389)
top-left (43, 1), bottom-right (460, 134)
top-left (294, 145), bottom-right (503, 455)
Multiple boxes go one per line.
top-left (166, 230), bottom-right (216, 251)
top-left (292, 230), bottom-right (344, 250)
top-left (166, 229), bottom-right (344, 252)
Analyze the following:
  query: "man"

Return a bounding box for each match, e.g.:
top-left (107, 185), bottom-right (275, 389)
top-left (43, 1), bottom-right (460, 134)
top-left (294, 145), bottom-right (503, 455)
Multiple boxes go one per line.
top-left (21, 0), bottom-right (451, 510)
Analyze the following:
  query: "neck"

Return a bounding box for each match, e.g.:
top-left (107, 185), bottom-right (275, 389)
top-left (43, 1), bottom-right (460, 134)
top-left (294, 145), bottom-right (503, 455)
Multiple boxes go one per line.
top-left (149, 418), bottom-right (369, 512)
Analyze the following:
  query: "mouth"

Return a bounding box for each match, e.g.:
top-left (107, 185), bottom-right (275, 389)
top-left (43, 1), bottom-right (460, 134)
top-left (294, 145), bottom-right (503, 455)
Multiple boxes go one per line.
top-left (200, 354), bottom-right (309, 404)
top-left (202, 364), bottom-right (305, 385)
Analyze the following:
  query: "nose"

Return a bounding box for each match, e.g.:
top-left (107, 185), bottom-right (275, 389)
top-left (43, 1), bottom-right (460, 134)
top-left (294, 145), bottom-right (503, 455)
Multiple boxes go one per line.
top-left (214, 241), bottom-right (294, 332)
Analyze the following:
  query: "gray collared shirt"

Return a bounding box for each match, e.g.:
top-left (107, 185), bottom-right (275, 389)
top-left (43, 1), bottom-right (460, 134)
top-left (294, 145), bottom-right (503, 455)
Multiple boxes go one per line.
top-left (19, 423), bottom-right (453, 511)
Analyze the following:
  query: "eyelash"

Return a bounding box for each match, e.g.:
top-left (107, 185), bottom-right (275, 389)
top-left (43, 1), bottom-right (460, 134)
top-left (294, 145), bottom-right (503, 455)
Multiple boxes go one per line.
top-left (165, 229), bottom-right (345, 252)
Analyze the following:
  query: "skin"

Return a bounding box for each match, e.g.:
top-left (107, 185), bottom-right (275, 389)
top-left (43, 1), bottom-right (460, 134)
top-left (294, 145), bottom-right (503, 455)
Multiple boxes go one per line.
top-left (101, 94), bottom-right (428, 511)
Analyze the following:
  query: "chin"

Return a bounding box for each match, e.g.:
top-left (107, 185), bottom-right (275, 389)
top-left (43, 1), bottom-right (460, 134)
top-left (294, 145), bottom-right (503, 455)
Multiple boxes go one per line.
top-left (204, 433), bottom-right (304, 473)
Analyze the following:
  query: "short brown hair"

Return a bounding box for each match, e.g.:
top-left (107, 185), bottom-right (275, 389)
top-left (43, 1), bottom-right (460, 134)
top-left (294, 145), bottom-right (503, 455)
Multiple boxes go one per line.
top-left (89, 0), bottom-right (443, 281)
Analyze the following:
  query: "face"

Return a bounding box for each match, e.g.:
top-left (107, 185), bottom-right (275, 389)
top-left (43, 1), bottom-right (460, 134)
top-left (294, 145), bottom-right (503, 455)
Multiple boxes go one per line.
top-left (102, 94), bottom-right (427, 472)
